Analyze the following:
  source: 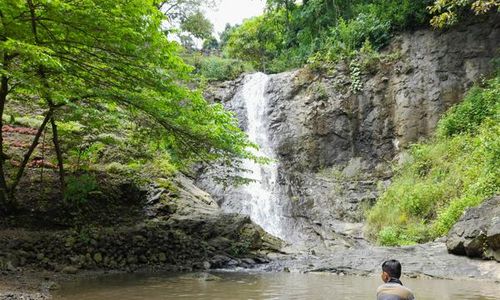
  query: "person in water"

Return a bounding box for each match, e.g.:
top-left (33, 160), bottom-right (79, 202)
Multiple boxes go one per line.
top-left (377, 259), bottom-right (415, 300)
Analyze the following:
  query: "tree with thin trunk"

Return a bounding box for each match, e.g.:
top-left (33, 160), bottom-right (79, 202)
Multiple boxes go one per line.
top-left (0, 0), bottom-right (255, 212)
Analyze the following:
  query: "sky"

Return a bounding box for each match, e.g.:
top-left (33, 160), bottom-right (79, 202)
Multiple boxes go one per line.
top-left (205, 0), bottom-right (267, 35)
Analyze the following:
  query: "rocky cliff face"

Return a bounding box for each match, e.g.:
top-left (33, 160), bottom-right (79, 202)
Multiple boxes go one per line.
top-left (203, 16), bottom-right (500, 247)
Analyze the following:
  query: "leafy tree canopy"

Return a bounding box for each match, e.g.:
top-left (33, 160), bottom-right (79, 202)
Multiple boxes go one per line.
top-left (158, 0), bottom-right (217, 48)
top-left (429, 0), bottom-right (500, 27)
top-left (0, 0), bottom-right (254, 207)
top-left (223, 0), bottom-right (432, 72)
top-left (224, 14), bottom-right (285, 71)
top-left (180, 10), bottom-right (214, 40)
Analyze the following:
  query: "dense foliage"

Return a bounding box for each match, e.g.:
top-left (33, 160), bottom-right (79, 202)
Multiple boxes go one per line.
top-left (158, 0), bottom-right (217, 49)
top-left (223, 0), bottom-right (432, 72)
top-left (429, 0), bottom-right (500, 27)
top-left (367, 75), bottom-right (500, 246)
top-left (186, 54), bottom-right (254, 81)
top-left (0, 0), bottom-right (254, 211)
top-left (221, 0), bottom-right (498, 73)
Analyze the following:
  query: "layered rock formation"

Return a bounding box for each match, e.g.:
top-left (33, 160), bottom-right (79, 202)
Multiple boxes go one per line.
top-left (203, 15), bottom-right (500, 247)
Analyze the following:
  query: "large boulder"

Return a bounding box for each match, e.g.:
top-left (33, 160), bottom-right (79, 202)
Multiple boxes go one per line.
top-left (446, 196), bottom-right (500, 261)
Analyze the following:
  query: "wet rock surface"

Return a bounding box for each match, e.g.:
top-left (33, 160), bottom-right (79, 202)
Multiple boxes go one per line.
top-left (447, 196), bottom-right (500, 261)
top-left (265, 242), bottom-right (500, 281)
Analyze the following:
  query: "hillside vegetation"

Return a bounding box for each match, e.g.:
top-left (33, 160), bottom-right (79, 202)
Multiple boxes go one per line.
top-left (200, 0), bottom-right (498, 75)
top-left (0, 0), bottom-right (256, 215)
top-left (367, 74), bottom-right (500, 246)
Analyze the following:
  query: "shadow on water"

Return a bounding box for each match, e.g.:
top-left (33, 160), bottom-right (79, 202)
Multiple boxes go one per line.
top-left (54, 271), bottom-right (500, 300)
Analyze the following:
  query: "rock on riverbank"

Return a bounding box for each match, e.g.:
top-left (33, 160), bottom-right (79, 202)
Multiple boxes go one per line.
top-left (447, 196), bottom-right (500, 262)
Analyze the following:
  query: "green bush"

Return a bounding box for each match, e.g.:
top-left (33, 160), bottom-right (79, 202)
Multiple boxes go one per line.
top-left (198, 56), bottom-right (253, 81)
top-left (437, 76), bottom-right (500, 137)
top-left (304, 13), bottom-right (391, 65)
top-left (64, 174), bottom-right (99, 206)
top-left (367, 76), bottom-right (500, 246)
top-left (377, 223), bottom-right (429, 246)
top-left (377, 226), bottom-right (402, 246)
top-left (354, 0), bottom-right (431, 31)
top-left (182, 52), bottom-right (253, 81)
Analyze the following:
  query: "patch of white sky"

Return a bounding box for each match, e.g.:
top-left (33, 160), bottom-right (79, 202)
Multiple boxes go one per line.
top-left (204, 0), bottom-right (267, 37)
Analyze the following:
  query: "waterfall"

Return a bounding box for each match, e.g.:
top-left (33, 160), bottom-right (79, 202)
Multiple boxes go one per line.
top-left (221, 72), bottom-right (285, 238)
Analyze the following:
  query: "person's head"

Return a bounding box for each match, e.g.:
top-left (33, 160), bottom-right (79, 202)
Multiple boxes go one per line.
top-left (381, 259), bottom-right (402, 283)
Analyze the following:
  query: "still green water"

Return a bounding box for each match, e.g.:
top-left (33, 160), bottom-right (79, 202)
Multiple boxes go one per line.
top-left (55, 271), bottom-right (500, 300)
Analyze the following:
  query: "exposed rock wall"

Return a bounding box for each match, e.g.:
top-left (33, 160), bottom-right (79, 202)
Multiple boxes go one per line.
top-left (266, 16), bottom-right (499, 171)
top-left (203, 16), bottom-right (500, 246)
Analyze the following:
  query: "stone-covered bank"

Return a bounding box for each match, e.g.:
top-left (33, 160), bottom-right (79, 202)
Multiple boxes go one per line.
top-left (0, 174), bottom-right (282, 299)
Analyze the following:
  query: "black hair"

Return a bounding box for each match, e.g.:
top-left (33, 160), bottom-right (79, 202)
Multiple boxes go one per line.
top-left (382, 259), bottom-right (402, 279)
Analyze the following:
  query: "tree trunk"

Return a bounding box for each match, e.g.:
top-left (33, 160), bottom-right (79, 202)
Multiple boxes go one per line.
top-left (51, 117), bottom-right (65, 190)
top-left (0, 72), bottom-right (10, 208)
top-left (27, 0), bottom-right (66, 193)
top-left (0, 10), bottom-right (12, 209)
top-left (9, 110), bottom-right (53, 199)
top-left (326, 0), bottom-right (338, 24)
top-left (284, 0), bottom-right (291, 30)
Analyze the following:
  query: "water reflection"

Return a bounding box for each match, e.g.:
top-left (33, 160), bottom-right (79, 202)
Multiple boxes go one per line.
top-left (55, 272), bottom-right (500, 300)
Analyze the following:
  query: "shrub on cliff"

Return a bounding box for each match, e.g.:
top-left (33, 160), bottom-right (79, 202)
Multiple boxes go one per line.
top-left (438, 77), bottom-right (500, 137)
top-left (184, 54), bottom-right (253, 81)
top-left (367, 75), bottom-right (500, 246)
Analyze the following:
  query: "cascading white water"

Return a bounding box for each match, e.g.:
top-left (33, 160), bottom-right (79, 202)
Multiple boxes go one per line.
top-left (221, 72), bottom-right (284, 238)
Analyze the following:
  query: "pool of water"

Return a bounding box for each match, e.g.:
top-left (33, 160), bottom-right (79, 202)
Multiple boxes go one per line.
top-left (54, 271), bottom-right (500, 300)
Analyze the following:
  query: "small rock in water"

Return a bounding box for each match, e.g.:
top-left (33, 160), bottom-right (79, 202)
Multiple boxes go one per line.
top-left (192, 261), bottom-right (212, 270)
top-left (158, 253), bottom-right (167, 262)
top-left (241, 258), bottom-right (256, 265)
top-left (210, 255), bottom-right (231, 268)
top-left (93, 253), bottom-right (103, 264)
top-left (203, 261), bottom-right (211, 270)
top-left (202, 273), bottom-right (222, 281)
top-left (40, 280), bottom-right (60, 291)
